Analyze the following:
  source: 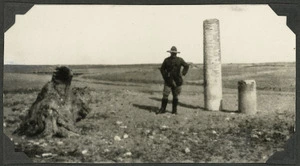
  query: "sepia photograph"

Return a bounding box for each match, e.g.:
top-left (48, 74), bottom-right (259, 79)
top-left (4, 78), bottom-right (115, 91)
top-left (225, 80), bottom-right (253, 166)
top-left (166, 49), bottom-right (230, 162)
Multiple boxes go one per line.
top-left (3, 4), bottom-right (296, 163)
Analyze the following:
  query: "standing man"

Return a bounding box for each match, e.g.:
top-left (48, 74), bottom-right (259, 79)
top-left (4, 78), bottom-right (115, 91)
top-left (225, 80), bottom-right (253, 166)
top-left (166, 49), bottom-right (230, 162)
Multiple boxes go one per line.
top-left (157, 46), bottom-right (189, 115)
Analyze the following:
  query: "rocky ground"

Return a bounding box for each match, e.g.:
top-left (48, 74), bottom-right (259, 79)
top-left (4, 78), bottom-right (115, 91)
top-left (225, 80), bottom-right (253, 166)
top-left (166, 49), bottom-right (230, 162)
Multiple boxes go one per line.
top-left (3, 63), bottom-right (296, 163)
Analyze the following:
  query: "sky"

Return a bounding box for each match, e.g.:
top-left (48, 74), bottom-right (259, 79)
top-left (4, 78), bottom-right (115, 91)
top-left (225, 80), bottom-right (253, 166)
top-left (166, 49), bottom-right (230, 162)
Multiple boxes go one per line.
top-left (4, 5), bottom-right (296, 65)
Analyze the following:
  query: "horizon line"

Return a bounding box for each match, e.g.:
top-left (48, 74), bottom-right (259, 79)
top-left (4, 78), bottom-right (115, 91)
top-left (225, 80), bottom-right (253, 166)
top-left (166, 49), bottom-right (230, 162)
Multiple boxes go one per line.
top-left (3, 61), bottom-right (296, 66)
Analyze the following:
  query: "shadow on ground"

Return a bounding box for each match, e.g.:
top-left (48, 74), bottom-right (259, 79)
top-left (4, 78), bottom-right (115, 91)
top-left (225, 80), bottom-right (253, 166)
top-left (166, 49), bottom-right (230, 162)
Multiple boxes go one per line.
top-left (132, 104), bottom-right (158, 113)
top-left (149, 97), bottom-right (238, 113)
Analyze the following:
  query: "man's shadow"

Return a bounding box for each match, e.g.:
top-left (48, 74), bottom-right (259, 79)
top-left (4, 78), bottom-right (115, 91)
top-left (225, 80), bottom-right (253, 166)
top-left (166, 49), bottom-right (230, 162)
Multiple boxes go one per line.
top-left (132, 104), bottom-right (159, 113)
top-left (132, 97), bottom-right (207, 114)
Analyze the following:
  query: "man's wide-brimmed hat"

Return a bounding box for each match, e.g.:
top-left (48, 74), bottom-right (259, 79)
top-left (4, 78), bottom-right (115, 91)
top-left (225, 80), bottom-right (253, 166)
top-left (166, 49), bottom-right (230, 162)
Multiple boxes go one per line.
top-left (167, 46), bottom-right (180, 54)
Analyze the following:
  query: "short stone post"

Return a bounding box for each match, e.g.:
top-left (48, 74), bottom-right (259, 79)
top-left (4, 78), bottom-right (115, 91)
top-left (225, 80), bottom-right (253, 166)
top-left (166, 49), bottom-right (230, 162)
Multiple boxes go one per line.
top-left (203, 19), bottom-right (222, 111)
top-left (238, 80), bottom-right (257, 114)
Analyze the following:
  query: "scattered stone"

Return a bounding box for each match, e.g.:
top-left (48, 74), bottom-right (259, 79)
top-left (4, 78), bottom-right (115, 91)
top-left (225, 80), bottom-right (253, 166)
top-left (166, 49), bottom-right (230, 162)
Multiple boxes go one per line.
top-left (35, 155), bottom-right (41, 158)
top-left (265, 137), bottom-right (272, 142)
top-left (212, 130), bottom-right (217, 135)
top-left (180, 131), bottom-right (185, 135)
top-left (33, 142), bottom-right (40, 145)
top-left (114, 136), bottom-right (121, 141)
top-left (149, 136), bottom-right (154, 139)
top-left (120, 125), bottom-right (127, 129)
top-left (193, 132), bottom-right (197, 135)
top-left (81, 149), bottom-right (88, 155)
top-left (57, 141), bottom-right (64, 145)
top-left (41, 143), bottom-right (48, 147)
top-left (116, 121), bottom-right (123, 125)
top-left (145, 129), bottom-right (151, 134)
top-left (42, 153), bottom-right (53, 158)
top-left (123, 134), bottom-right (129, 139)
top-left (3, 123), bottom-right (7, 128)
top-left (185, 147), bottom-right (191, 153)
top-left (225, 117), bottom-right (230, 121)
top-left (104, 149), bottom-right (110, 153)
top-left (160, 125), bottom-right (169, 130)
top-left (124, 152), bottom-right (132, 157)
top-left (251, 134), bottom-right (259, 139)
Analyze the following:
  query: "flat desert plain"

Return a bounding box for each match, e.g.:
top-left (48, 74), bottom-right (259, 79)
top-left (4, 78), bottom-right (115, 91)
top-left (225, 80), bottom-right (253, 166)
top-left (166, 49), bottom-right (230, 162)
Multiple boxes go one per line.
top-left (3, 62), bottom-right (295, 163)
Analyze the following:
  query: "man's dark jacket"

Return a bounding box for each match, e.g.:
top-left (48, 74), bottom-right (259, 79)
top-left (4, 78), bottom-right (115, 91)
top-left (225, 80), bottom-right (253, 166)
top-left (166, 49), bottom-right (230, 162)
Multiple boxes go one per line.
top-left (160, 56), bottom-right (189, 87)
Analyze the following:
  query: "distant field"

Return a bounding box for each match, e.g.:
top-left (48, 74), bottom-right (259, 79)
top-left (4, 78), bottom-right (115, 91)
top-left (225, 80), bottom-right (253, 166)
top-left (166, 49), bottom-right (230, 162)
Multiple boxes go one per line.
top-left (4, 62), bottom-right (295, 93)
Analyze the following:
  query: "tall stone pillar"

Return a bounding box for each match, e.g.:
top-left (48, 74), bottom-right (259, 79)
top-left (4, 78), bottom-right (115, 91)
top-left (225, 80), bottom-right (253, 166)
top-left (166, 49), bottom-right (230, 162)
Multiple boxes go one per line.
top-left (203, 19), bottom-right (222, 111)
top-left (238, 80), bottom-right (257, 114)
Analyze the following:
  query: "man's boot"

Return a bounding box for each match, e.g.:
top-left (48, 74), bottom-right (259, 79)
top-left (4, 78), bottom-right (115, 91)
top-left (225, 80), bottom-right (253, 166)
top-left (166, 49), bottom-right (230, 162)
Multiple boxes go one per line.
top-left (157, 98), bottom-right (168, 114)
top-left (172, 98), bottom-right (178, 114)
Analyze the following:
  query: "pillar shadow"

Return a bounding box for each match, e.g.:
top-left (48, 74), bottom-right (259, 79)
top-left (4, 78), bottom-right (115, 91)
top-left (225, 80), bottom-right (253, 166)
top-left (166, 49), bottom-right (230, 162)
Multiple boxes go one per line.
top-left (149, 97), bottom-right (238, 113)
top-left (220, 109), bottom-right (241, 113)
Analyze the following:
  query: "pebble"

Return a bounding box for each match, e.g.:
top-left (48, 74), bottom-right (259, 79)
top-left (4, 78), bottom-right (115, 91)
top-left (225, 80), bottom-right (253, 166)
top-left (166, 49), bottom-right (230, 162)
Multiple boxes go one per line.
top-left (145, 129), bottom-right (151, 134)
top-left (185, 148), bottom-right (191, 153)
top-left (120, 125), bottom-right (127, 129)
top-left (82, 150), bottom-right (88, 155)
top-left (40, 143), bottom-right (48, 147)
top-left (42, 153), bottom-right (53, 157)
top-left (116, 121), bottom-right (123, 125)
top-left (212, 130), bottom-right (217, 134)
top-left (161, 125), bottom-right (169, 130)
top-left (3, 123), bottom-right (7, 127)
top-left (117, 157), bottom-right (123, 162)
top-left (123, 134), bottom-right (129, 139)
top-left (225, 117), bottom-right (230, 121)
top-left (33, 142), bottom-right (40, 145)
top-left (124, 152), bottom-right (132, 157)
top-left (57, 141), bottom-right (64, 145)
top-left (251, 134), bottom-right (259, 139)
top-left (104, 149), bottom-right (110, 153)
top-left (265, 137), bottom-right (272, 141)
top-left (149, 136), bottom-right (154, 139)
top-left (114, 136), bottom-right (121, 141)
